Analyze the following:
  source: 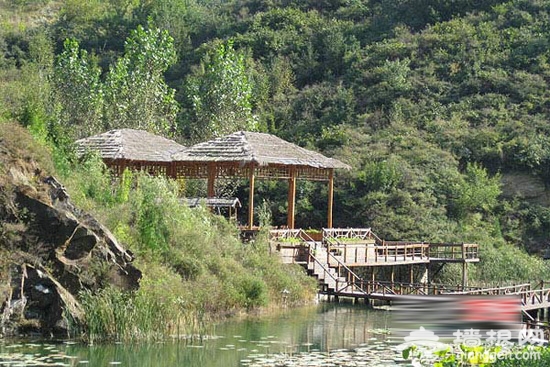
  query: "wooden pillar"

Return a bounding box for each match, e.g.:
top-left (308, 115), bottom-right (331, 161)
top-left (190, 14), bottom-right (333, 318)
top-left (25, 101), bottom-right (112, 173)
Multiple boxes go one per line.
top-left (327, 168), bottom-right (334, 229)
top-left (409, 265), bottom-right (414, 283)
top-left (167, 162), bottom-right (176, 179)
top-left (119, 159), bottom-right (127, 177)
top-left (287, 166), bottom-right (297, 229)
top-left (248, 165), bottom-right (256, 230)
top-left (462, 262), bottom-right (468, 289)
top-left (207, 163), bottom-right (216, 198)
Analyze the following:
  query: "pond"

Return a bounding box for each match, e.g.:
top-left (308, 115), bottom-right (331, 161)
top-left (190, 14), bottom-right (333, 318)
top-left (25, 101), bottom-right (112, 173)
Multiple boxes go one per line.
top-left (0, 303), bottom-right (408, 366)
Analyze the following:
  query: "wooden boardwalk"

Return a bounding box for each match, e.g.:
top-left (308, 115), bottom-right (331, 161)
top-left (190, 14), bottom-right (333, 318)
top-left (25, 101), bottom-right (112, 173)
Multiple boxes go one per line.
top-left (270, 228), bottom-right (550, 315)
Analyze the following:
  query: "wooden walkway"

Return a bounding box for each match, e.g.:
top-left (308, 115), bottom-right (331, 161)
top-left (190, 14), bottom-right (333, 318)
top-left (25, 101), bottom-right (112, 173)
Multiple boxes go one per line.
top-left (271, 228), bottom-right (478, 267)
top-left (270, 228), bottom-right (550, 315)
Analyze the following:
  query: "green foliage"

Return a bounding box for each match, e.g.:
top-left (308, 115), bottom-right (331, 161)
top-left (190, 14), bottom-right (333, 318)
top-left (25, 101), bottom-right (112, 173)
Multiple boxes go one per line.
top-left (65, 152), bottom-right (115, 208)
top-left (184, 40), bottom-right (257, 140)
top-left (103, 22), bottom-right (178, 135)
top-left (357, 159), bottom-right (403, 193)
top-left (51, 23), bottom-right (178, 139)
top-left (403, 343), bottom-right (550, 367)
top-left (6, 0), bottom-right (550, 326)
top-left (132, 175), bottom-right (174, 251)
top-left (80, 282), bottom-right (182, 343)
top-left (53, 38), bottom-right (103, 138)
top-left (450, 163), bottom-right (502, 221)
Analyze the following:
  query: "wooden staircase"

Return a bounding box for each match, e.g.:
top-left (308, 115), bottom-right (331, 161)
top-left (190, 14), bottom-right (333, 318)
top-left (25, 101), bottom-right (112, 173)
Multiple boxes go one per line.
top-left (271, 229), bottom-right (371, 296)
top-left (306, 244), bottom-right (347, 293)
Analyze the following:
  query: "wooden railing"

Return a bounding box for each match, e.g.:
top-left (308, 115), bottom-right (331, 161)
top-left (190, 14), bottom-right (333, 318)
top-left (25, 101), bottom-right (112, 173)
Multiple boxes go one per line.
top-left (270, 228), bottom-right (305, 241)
top-left (520, 286), bottom-right (550, 310)
top-left (374, 242), bottom-right (429, 263)
top-left (449, 281), bottom-right (550, 311)
top-left (270, 229), bottom-right (372, 295)
top-left (271, 229), bottom-right (479, 265)
top-left (324, 238), bottom-right (430, 265)
top-left (452, 283), bottom-right (532, 295)
top-left (270, 228), bottom-right (550, 311)
top-left (306, 249), bottom-right (342, 293)
top-left (347, 280), bottom-right (481, 297)
top-left (322, 228), bottom-right (382, 243)
top-left (428, 243), bottom-right (479, 261)
top-left (322, 229), bottom-right (478, 264)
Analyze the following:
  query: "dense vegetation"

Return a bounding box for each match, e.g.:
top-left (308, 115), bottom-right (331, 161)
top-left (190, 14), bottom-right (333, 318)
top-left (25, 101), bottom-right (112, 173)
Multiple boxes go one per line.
top-left (2, 0), bottom-right (550, 335)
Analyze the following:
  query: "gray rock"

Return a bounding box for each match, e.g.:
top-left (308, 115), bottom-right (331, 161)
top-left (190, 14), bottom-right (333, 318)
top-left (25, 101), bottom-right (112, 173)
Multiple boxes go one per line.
top-left (0, 166), bottom-right (140, 337)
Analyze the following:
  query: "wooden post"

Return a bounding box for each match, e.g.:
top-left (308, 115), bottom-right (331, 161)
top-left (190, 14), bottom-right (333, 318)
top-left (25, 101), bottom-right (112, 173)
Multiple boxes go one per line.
top-left (168, 162), bottom-right (177, 179)
top-left (462, 262), bottom-right (468, 289)
top-left (119, 159), bottom-right (127, 177)
top-left (327, 169), bottom-right (334, 228)
top-left (207, 163), bottom-right (216, 198)
top-left (409, 265), bottom-right (414, 283)
top-left (248, 165), bottom-right (255, 230)
top-left (287, 166), bottom-right (296, 229)
top-left (427, 263), bottom-right (430, 284)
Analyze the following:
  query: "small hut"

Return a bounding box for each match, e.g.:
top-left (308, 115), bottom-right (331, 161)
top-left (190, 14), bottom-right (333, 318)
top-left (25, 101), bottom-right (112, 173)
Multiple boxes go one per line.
top-left (75, 129), bottom-right (185, 176)
top-left (184, 197), bottom-right (241, 221)
top-left (171, 131), bottom-right (350, 229)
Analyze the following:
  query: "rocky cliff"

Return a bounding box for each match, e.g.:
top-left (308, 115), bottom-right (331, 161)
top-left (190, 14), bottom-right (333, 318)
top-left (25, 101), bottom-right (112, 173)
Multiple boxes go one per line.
top-left (0, 124), bottom-right (141, 337)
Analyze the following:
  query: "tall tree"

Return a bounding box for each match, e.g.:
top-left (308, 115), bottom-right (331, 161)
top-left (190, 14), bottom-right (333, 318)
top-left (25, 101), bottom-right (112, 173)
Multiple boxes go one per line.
top-left (103, 23), bottom-right (179, 136)
top-left (52, 38), bottom-right (104, 139)
top-left (184, 40), bottom-right (258, 140)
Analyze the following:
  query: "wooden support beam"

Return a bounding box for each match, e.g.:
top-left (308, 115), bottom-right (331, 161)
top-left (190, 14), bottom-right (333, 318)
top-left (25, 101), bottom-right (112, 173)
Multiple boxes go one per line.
top-left (248, 165), bottom-right (256, 230)
top-left (168, 162), bottom-right (177, 179)
top-left (207, 163), bottom-right (216, 198)
top-left (120, 159), bottom-right (127, 177)
top-left (287, 166), bottom-right (297, 229)
top-left (462, 262), bottom-right (468, 289)
top-left (327, 168), bottom-right (334, 228)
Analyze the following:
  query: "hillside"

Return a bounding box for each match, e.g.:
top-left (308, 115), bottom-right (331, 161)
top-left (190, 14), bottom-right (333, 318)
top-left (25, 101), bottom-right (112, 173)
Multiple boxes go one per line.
top-left (0, 123), bottom-right (140, 336)
top-left (1, 1), bottom-right (550, 289)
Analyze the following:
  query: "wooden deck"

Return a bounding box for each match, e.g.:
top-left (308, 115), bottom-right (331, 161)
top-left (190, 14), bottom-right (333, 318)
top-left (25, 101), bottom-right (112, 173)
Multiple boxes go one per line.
top-left (269, 228), bottom-right (550, 315)
top-left (271, 228), bottom-right (479, 266)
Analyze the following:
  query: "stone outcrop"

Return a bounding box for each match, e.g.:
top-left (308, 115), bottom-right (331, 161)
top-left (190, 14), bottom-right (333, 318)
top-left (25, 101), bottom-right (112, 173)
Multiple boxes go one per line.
top-left (0, 127), bottom-right (141, 337)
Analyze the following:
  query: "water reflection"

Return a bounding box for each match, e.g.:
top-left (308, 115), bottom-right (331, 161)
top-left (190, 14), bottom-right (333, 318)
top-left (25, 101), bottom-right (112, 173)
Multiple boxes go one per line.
top-left (0, 303), bottom-right (401, 367)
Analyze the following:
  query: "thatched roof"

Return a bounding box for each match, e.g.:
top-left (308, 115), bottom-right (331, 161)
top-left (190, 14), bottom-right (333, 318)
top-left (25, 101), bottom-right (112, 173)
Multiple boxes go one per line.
top-left (75, 129), bottom-right (185, 162)
top-left (172, 131), bottom-right (350, 169)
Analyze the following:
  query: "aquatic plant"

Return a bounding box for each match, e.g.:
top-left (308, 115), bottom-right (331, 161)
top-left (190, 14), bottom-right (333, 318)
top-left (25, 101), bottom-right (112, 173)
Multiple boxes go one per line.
top-left (402, 343), bottom-right (550, 367)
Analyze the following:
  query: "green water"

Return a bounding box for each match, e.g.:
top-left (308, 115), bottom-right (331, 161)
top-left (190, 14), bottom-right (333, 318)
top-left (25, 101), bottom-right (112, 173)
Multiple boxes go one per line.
top-left (0, 303), bottom-right (402, 366)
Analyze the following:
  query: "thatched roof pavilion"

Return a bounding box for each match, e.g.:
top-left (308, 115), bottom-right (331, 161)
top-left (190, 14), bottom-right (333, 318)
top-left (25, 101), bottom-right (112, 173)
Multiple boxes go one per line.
top-left (75, 129), bottom-right (185, 176)
top-left (172, 131), bottom-right (350, 229)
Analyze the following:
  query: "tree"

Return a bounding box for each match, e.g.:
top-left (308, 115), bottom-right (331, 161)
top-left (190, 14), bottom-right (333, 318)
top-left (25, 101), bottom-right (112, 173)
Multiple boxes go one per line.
top-left (451, 163), bottom-right (501, 221)
top-left (51, 23), bottom-right (179, 139)
top-left (103, 22), bottom-right (179, 136)
top-left (184, 40), bottom-right (258, 140)
top-left (52, 38), bottom-right (103, 138)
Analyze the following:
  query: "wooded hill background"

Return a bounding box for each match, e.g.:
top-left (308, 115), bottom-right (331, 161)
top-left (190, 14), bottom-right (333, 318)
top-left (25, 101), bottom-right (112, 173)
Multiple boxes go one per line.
top-left (2, 0), bottom-right (550, 282)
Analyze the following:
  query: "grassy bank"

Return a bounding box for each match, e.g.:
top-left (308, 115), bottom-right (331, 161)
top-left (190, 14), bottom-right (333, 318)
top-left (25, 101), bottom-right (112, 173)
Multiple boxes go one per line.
top-left (65, 157), bottom-right (317, 342)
